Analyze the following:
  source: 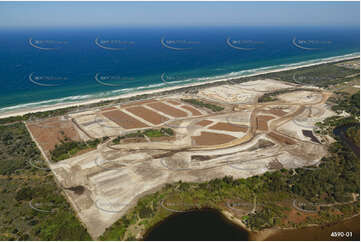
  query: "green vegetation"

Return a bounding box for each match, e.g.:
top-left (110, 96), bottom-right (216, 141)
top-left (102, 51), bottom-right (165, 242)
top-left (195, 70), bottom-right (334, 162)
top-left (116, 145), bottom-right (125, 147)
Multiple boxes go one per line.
top-left (0, 123), bottom-right (41, 175)
top-left (181, 99), bottom-right (224, 112)
top-left (346, 126), bottom-right (360, 146)
top-left (330, 91), bottom-right (360, 117)
top-left (112, 128), bottom-right (174, 144)
top-left (51, 136), bottom-right (109, 162)
top-left (246, 203), bottom-right (286, 230)
top-left (0, 123), bottom-right (91, 241)
top-left (258, 88), bottom-right (320, 103)
top-left (316, 92), bottom-right (360, 136)
top-left (262, 61), bottom-right (359, 88)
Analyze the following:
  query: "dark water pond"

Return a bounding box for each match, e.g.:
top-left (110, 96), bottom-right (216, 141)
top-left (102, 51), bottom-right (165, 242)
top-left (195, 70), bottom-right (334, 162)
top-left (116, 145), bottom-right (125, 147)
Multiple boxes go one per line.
top-left (144, 209), bottom-right (249, 241)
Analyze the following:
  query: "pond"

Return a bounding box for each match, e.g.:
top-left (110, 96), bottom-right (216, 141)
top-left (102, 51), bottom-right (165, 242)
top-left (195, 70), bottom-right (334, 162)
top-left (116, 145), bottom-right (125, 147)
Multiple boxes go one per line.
top-left (144, 209), bottom-right (249, 241)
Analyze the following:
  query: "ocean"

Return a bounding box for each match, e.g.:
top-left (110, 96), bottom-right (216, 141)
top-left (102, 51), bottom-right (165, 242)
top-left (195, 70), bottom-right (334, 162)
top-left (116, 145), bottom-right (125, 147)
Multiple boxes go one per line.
top-left (0, 26), bottom-right (359, 113)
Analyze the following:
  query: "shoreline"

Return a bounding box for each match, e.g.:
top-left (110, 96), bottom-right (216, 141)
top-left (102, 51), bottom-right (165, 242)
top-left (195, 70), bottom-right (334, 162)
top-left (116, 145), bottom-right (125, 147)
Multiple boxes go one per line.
top-left (221, 210), bottom-right (279, 241)
top-left (222, 209), bottom-right (360, 241)
top-left (0, 53), bottom-right (359, 119)
top-left (143, 207), bottom-right (359, 241)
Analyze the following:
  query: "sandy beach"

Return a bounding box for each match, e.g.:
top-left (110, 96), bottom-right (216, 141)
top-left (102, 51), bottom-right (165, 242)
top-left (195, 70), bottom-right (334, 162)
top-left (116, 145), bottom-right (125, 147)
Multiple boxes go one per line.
top-left (0, 53), bottom-right (358, 120)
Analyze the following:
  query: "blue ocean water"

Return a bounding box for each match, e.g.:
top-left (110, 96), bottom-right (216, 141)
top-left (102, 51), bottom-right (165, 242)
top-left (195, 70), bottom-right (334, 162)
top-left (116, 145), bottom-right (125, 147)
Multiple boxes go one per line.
top-left (0, 26), bottom-right (359, 113)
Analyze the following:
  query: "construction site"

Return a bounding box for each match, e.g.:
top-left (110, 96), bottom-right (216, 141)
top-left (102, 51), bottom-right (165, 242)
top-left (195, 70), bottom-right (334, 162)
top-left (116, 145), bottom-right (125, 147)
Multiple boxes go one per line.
top-left (25, 78), bottom-right (336, 238)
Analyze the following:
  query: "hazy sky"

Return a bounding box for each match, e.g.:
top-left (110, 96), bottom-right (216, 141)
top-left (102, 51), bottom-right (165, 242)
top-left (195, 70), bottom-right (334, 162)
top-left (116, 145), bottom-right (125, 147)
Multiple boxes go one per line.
top-left (0, 1), bottom-right (359, 28)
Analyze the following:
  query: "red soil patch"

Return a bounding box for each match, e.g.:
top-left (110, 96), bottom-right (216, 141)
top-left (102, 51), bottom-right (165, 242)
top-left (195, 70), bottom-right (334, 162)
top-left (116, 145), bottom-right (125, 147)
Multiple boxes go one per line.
top-left (101, 106), bottom-right (118, 112)
top-left (27, 117), bottom-right (81, 156)
top-left (196, 120), bottom-right (213, 127)
top-left (267, 132), bottom-right (296, 145)
top-left (208, 122), bottom-right (248, 132)
top-left (268, 109), bottom-right (288, 117)
top-left (126, 106), bottom-right (168, 125)
top-left (102, 110), bottom-right (149, 129)
top-left (166, 100), bottom-right (181, 105)
top-left (181, 105), bottom-right (202, 116)
top-left (256, 115), bottom-right (275, 131)
top-left (283, 208), bottom-right (317, 225)
top-left (192, 131), bottom-right (236, 146)
top-left (147, 102), bottom-right (188, 118)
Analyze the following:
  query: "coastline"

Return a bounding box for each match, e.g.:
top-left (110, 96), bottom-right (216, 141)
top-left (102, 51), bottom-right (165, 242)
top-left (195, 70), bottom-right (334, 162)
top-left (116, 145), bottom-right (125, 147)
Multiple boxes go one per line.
top-left (221, 210), bottom-right (279, 241)
top-left (142, 207), bottom-right (359, 241)
top-left (222, 210), bottom-right (360, 241)
top-left (0, 53), bottom-right (359, 120)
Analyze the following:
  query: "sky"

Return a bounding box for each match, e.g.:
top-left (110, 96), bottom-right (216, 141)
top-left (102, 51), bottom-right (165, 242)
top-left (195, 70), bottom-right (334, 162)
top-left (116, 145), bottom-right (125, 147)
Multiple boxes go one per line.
top-left (0, 1), bottom-right (359, 28)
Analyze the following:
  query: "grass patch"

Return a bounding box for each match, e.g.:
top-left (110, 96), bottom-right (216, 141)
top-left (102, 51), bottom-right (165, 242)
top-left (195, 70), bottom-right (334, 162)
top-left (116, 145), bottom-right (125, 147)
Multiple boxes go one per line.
top-left (112, 128), bottom-right (174, 144)
top-left (181, 99), bottom-right (224, 112)
top-left (50, 136), bottom-right (109, 162)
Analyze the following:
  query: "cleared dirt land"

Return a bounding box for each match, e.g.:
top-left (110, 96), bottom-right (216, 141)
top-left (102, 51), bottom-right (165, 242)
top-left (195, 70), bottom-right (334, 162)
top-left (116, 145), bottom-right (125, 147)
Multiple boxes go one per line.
top-left (102, 109), bottom-right (149, 129)
top-left (27, 117), bottom-right (81, 156)
top-left (192, 131), bottom-right (237, 146)
top-left (181, 105), bottom-right (202, 116)
top-left (147, 102), bottom-right (188, 118)
top-left (208, 122), bottom-right (248, 132)
top-left (166, 99), bottom-right (181, 105)
top-left (196, 120), bottom-right (213, 127)
top-left (267, 109), bottom-right (288, 117)
top-left (267, 132), bottom-right (296, 145)
top-left (256, 115), bottom-right (275, 131)
top-left (126, 106), bottom-right (169, 125)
